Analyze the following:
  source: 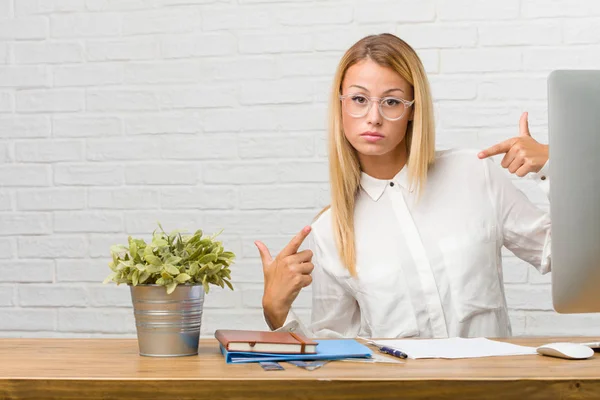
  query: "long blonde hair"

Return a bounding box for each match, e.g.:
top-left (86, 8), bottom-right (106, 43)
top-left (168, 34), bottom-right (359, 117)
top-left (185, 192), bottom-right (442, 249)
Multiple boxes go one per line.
top-left (320, 33), bottom-right (436, 277)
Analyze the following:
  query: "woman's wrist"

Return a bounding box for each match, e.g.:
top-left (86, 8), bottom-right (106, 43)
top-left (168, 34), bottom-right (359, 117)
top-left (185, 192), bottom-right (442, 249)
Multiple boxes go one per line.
top-left (262, 297), bottom-right (289, 330)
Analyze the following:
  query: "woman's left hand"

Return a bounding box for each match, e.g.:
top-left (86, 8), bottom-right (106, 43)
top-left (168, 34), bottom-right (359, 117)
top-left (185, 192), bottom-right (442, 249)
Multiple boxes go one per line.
top-left (478, 112), bottom-right (549, 177)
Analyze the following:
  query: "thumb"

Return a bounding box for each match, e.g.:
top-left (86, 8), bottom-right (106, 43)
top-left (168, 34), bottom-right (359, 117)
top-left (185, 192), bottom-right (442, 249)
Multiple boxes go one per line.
top-left (254, 241), bottom-right (273, 270)
top-left (519, 112), bottom-right (531, 137)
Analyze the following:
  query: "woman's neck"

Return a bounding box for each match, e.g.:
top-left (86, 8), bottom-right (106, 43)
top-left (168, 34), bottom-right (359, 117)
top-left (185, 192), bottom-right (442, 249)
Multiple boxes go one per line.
top-left (358, 142), bottom-right (408, 180)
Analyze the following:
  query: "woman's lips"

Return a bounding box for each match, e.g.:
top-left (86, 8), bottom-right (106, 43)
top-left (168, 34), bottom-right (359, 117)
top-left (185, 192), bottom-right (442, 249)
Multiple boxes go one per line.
top-left (360, 133), bottom-right (384, 142)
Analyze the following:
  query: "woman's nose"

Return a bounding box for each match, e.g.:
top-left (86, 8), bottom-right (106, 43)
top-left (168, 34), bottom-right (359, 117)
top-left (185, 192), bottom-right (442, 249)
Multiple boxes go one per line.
top-left (366, 101), bottom-right (382, 125)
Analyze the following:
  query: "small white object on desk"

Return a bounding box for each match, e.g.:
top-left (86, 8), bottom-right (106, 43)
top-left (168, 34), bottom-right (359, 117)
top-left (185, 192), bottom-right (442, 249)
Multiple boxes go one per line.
top-left (536, 342), bottom-right (595, 360)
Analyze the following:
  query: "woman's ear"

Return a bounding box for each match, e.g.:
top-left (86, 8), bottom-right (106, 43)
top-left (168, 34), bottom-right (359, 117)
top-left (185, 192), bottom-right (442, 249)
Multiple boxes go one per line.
top-left (408, 107), bottom-right (414, 122)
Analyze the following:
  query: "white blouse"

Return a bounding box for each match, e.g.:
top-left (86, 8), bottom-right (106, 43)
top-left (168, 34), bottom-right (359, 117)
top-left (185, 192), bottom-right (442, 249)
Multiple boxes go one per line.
top-left (275, 149), bottom-right (551, 339)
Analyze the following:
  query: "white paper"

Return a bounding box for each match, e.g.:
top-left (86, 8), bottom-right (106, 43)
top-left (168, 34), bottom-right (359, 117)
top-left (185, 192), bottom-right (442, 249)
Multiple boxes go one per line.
top-left (370, 337), bottom-right (538, 359)
top-left (338, 352), bottom-right (405, 364)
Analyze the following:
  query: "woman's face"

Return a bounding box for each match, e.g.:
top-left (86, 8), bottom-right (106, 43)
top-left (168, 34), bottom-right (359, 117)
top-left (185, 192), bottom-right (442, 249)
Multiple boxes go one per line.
top-left (340, 58), bottom-right (414, 158)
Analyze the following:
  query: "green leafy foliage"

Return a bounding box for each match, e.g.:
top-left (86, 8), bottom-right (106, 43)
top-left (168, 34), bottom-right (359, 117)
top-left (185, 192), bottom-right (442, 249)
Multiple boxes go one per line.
top-left (104, 222), bottom-right (235, 295)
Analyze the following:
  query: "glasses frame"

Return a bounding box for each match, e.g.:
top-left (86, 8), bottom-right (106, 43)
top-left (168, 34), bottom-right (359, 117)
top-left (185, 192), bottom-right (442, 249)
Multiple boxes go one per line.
top-left (339, 93), bottom-right (415, 121)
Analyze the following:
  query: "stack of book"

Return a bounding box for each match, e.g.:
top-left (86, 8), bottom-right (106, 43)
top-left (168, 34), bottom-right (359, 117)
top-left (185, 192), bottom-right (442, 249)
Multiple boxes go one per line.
top-left (215, 329), bottom-right (373, 364)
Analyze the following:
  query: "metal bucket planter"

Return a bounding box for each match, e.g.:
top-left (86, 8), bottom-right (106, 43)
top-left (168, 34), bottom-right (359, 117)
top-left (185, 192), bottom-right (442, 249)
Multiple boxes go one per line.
top-left (130, 284), bottom-right (205, 357)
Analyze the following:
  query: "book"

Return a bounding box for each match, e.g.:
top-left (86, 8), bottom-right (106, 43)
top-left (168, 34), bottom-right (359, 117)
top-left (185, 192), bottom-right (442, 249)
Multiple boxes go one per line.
top-left (219, 339), bottom-right (373, 364)
top-left (215, 329), bottom-right (318, 354)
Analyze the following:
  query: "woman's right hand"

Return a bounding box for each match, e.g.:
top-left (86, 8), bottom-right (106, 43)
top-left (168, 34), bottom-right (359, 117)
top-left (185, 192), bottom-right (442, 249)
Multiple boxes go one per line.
top-left (255, 226), bottom-right (314, 330)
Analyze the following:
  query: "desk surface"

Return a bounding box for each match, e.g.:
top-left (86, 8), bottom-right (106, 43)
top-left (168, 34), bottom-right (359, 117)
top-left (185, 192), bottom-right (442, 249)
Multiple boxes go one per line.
top-left (1, 337), bottom-right (600, 400)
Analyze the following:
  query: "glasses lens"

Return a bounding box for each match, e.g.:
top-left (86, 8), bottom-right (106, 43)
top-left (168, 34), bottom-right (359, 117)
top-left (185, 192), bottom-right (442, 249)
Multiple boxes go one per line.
top-left (380, 98), bottom-right (406, 120)
top-left (343, 95), bottom-right (370, 117)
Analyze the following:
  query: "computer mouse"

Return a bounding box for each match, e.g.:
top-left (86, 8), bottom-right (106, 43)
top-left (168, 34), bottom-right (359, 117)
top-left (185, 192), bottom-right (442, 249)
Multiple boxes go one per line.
top-left (536, 342), bottom-right (595, 360)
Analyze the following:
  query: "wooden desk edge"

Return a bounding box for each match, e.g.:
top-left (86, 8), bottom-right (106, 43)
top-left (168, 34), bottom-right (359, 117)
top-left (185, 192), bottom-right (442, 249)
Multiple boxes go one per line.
top-left (2, 378), bottom-right (598, 400)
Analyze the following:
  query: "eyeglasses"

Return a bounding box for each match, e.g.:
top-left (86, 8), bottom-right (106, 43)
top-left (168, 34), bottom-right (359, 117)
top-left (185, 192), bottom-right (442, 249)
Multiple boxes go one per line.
top-left (339, 93), bottom-right (415, 121)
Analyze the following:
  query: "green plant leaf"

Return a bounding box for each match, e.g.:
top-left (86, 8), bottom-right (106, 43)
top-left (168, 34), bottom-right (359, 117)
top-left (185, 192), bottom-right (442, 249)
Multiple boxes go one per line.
top-left (132, 269), bottom-right (140, 286)
top-left (144, 254), bottom-right (162, 266)
top-left (143, 245), bottom-right (154, 257)
top-left (166, 281), bottom-right (177, 294)
top-left (129, 238), bottom-right (138, 260)
top-left (165, 256), bottom-right (182, 266)
top-left (210, 228), bottom-right (224, 240)
top-left (110, 244), bottom-right (128, 254)
top-left (103, 272), bottom-right (117, 284)
top-left (153, 238), bottom-right (168, 248)
top-left (145, 264), bottom-right (161, 274)
top-left (165, 264), bottom-right (180, 276)
top-left (175, 273), bottom-right (191, 283)
top-left (139, 271), bottom-right (150, 284)
top-left (198, 253), bottom-right (217, 265)
top-left (222, 268), bottom-right (231, 280)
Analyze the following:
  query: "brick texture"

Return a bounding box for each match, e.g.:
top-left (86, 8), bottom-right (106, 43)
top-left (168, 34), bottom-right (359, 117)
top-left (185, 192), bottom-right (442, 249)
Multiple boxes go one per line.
top-left (0, 0), bottom-right (596, 338)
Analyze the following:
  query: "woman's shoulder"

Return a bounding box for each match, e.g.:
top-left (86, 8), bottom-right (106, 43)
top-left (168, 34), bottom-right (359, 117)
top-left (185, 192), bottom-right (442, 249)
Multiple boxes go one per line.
top-left (431, 148), bottom-right (491, 177)
top-left (308, 207), bottom-right (352, 277)
top-left (424, 148), bottom-right (498, 193)
top-left (434, 148), bottom-right (482, 164)
top-left (310, 206), bottom-right (332, 240)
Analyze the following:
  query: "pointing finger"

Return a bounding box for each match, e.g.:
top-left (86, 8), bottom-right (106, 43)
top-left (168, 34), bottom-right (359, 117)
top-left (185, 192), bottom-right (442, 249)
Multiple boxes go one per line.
top-left (255, 241), bottom-right (273, 270)
top-left (519, 112), bottom-right (531, 137)
top-left (478, 138), bottom-right (516, 159)
top-left (280, 226), bottom-right (311, 258)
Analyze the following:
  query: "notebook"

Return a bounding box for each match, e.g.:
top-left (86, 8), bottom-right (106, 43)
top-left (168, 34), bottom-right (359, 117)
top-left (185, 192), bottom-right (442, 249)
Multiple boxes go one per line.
top-left (215, 329), bottom-right (318, 354)
top-left (220, 339), bottom-right (373, 364)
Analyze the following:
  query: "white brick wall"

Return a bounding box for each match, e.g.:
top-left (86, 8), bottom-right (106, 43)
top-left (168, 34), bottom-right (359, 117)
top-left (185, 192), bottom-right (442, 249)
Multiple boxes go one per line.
top-left (1, 0), bottom-right (599, 339)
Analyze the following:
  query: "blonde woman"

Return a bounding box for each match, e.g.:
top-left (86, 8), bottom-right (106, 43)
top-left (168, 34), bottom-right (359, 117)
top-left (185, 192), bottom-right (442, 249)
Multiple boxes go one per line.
top-left (255, 33), bottom-right (551, 338)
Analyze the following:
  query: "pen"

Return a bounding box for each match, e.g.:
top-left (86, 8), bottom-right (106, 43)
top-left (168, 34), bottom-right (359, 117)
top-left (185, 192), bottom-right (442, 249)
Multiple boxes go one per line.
top-left (357, 336), bottom-right (409, 359)
top-left (378, 345), bottom-right (408, 359)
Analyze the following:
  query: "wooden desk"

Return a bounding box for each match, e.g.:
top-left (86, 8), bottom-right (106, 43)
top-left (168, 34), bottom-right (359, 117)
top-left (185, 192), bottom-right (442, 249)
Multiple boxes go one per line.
top-left (1, 337), bottom-right (600, 399)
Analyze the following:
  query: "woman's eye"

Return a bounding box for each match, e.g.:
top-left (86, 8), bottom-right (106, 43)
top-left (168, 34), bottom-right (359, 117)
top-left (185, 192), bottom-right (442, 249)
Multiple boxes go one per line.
top-left (384, 98), bottom-right (400, 106)
top-left (351, 95), bottom-right (368, 104)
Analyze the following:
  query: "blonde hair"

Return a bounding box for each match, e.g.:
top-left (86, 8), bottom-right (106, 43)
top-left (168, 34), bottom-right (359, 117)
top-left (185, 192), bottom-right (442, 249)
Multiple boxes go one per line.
top-left (319, 33), bottom-right (436, 277)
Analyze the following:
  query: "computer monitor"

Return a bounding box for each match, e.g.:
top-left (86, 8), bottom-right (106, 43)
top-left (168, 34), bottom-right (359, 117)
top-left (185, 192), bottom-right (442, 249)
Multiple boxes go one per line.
top-left (548, 70), bottom-right (600, 313)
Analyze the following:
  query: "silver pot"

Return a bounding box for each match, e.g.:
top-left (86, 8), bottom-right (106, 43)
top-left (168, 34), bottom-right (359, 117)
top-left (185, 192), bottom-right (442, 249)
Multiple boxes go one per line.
top-left (130, 284), bottom-right (205, 357)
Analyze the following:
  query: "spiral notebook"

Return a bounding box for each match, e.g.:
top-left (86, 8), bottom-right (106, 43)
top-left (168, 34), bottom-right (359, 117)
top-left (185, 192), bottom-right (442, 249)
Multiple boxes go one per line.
top-left (219, 339), bottom-right (373, 364)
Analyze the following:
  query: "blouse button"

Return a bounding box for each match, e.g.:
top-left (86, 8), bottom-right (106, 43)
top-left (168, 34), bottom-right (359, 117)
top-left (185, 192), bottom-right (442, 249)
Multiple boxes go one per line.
top-left (541, 176), bottom-right (547, 181)
top-left (390, 182), bottom-right (395, 187)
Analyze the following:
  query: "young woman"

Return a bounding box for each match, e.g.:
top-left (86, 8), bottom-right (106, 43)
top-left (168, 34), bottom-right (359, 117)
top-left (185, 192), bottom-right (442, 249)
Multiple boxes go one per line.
top-left (256, 33), bottom-right (551, 338)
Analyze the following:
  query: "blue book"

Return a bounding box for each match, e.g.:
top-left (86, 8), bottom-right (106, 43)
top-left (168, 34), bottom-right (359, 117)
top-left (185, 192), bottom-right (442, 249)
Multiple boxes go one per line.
top-left (220, 339), bottom-right (373, 364)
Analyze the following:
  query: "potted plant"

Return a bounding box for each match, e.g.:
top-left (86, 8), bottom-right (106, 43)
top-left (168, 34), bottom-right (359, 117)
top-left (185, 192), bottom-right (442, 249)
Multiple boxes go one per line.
top-left (103, 223), bottom-right (235, 357)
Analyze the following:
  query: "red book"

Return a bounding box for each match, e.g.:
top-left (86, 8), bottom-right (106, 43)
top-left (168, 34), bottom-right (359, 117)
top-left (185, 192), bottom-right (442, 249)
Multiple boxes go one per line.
top-left (215, 329), bottom-right (318, 354)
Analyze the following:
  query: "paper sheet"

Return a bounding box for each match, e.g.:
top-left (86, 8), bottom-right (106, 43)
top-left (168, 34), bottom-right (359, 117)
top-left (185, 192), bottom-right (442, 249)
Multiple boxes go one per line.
top-left (338, 352), bottom-right (405, 364)
top-left (370, 337), bottom-right (537, 359)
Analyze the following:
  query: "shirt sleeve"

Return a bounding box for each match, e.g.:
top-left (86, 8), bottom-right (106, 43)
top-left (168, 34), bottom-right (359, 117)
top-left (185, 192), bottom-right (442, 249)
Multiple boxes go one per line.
top-left (483, 158), bottom-right (552, 274)
top-left (530, 159), bottom-right (550, 199)
top-left (269, 229), bottom-right (361, 338)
